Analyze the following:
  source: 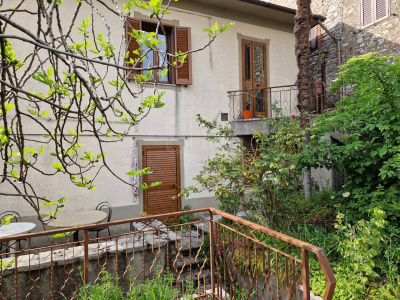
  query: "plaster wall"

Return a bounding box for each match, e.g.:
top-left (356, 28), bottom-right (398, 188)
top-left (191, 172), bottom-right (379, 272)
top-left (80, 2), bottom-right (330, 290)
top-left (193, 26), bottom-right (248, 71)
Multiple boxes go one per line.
top-left (0, 1), bottom-right (298, 225)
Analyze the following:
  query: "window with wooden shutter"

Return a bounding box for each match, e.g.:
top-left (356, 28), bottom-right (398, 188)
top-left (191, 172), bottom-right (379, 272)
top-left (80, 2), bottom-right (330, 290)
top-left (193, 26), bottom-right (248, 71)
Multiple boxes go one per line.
top-left (361, 0), bottom-right (389, 28)
top-left (175, 27), bottom-right (192, 85)
top-left (125, 19), bottom-right (192, 85)
top-left (125, 18), bottom-right (141, 80)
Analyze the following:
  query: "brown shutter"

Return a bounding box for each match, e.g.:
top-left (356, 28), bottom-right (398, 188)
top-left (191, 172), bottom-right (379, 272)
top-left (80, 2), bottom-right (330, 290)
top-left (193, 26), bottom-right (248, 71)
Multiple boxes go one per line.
top-left (317, 25), bottom-right (323, 50)
top-left (362, 0), bottom-right (374, 27)
top-left (309, 26), bottom-right (318, 52)
top-left (143, 146), bottom-right (181, 216)
top-left (175, 27), bottom-right (192, 85)
top-left (125, 18), bottom-right (141, 79)
top-left (376, 0), bottom-right (389, 21)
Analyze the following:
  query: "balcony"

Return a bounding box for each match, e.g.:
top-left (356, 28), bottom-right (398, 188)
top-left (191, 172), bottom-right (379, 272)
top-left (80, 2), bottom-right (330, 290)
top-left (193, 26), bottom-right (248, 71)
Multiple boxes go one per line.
top-left (0, 208), bottom-right (335, 299)
top-left (228, 83), bottom-right (339, 136)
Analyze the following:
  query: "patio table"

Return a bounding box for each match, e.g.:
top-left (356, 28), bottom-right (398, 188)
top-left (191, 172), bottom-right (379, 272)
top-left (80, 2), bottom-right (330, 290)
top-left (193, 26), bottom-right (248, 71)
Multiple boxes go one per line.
top-left (48, 210), bottom-right (107, 242)
top-left (0, 222), bottom-right (37, 254)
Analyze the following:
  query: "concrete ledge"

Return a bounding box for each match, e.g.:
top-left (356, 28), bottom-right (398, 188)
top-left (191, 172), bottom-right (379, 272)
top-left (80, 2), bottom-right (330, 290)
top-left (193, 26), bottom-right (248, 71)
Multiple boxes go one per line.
top-left (230, 119), bottom-right (271, 136)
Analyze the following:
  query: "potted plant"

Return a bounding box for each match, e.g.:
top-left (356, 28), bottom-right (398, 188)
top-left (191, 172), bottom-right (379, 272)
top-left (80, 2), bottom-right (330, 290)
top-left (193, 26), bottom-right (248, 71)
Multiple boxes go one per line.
top-left (243, 110), bottom-right (252, 119)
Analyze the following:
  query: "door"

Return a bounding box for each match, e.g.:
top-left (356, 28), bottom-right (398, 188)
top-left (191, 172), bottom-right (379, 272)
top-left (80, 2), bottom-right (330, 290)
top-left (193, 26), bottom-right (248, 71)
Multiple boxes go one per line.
top-left (241, 40), bottom-right (268, 118)
top-left (142, 145), bottom-right (181, 216)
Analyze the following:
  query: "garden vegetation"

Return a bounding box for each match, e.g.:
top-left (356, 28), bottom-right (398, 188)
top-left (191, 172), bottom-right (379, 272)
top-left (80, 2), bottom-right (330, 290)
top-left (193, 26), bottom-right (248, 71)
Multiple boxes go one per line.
top-left (184, 54), bottom-right (400, 299)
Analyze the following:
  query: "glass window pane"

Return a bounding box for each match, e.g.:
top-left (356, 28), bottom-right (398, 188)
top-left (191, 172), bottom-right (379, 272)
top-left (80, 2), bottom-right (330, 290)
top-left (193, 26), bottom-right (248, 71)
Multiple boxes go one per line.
top-left (255, 89), bottom-right (265, 112)
top-left (143, 44), bottom-right (155, 80)
top-left (244, 43), bottom-right (251, 82)
top-left (157, 33), bottom-right (169, 82)
top-left (245, 87), bottom-right (252, 111)
top-left (254, 44), bottom-right (265, 84)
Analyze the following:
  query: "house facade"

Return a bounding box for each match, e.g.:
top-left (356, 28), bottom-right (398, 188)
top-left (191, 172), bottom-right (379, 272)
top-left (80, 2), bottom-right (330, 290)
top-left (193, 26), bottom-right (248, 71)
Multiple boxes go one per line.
top-left (1, 0), bottom-right (325, 229)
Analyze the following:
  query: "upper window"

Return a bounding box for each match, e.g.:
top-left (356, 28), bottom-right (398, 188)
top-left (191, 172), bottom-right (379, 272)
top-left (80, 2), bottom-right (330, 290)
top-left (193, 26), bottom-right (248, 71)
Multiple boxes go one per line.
top-left (361, 0), bottom-right (390, 28)
top-left (125, 18), bottom-right (192, 85)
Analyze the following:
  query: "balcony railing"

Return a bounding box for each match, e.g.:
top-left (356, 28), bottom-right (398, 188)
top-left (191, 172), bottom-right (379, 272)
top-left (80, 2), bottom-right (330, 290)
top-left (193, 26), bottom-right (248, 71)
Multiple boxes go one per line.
top-left (0, 208), bottom-right (335, 299)
top-left (228, 83), bottom-right (339, 121)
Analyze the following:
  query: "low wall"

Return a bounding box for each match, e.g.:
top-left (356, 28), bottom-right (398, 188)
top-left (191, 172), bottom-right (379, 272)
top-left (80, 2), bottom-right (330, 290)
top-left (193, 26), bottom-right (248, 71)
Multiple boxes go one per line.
top-left (0, 231), bottom-right (172, 300)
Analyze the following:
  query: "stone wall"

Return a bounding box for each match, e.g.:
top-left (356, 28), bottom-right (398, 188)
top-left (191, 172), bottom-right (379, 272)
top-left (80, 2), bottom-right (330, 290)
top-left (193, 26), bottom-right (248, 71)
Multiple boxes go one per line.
top-left (270, 0), bottom-right (400, 84)
top-left (0, 230), bottom-right (171, 299)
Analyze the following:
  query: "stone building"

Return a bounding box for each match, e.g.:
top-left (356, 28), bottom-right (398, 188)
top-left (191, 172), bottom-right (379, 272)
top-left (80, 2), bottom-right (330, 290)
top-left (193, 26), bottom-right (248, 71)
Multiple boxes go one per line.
top-left (269, 0), bottom-right (400, 84)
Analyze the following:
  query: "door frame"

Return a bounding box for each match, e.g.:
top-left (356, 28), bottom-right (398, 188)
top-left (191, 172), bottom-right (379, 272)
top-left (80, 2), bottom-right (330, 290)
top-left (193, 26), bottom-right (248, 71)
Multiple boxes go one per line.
top-left (140, 143), bottom-right (182, 215)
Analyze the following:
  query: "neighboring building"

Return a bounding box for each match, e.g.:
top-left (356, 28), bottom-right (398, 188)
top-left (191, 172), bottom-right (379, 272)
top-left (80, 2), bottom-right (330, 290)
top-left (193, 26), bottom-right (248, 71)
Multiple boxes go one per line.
top-left (2, 0), bottom-right (323, 229)
top-left (269, 0), bottom-right (400, 84)
top-left (265, 0), bottom-right (400, 190)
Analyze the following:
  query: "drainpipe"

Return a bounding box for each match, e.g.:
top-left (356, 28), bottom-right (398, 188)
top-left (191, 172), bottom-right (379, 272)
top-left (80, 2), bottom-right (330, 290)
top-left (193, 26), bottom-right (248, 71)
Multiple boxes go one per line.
top-left (317, 20), bottom-right (342, 66)
top-left (317, 20), bottom-right (342, 96)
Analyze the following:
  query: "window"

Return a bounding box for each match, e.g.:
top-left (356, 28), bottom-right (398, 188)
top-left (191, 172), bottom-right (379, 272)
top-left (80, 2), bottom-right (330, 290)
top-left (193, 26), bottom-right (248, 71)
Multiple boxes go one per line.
top-left (361, 0), bottom-right (390, 28)
top-left (243, 137), bottom-right (258, 185)
top-left (125, 18), bottom-right (192, 85)
top-left (310, 25), bottom-right (321, 53)
top-left (243, 137), bottom-right (259, 159)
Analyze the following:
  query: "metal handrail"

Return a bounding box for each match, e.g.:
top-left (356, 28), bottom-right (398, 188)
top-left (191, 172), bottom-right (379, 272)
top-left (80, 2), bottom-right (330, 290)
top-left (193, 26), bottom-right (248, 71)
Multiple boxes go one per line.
top-left (209, 208), bottom-right (336, 300)
top-left (227, 84), bottom-right (297, 94)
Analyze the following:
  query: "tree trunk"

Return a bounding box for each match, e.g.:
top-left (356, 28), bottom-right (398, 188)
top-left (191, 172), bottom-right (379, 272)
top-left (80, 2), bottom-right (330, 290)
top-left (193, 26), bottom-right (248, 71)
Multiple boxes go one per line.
top-left (295, 0), bottom-right (313, 198)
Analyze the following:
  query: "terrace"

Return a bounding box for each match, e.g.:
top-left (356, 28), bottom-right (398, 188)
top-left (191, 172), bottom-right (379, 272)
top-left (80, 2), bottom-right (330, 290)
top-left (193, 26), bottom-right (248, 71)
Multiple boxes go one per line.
top-left (0, 208), bottom-right (335, 300)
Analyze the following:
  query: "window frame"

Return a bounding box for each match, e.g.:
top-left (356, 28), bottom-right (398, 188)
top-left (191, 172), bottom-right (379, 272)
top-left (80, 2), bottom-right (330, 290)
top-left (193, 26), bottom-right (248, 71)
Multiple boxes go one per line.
top-left (361, 0), bottom-right (390, 29)
top-left (140, 21), bottom-right (175, 84)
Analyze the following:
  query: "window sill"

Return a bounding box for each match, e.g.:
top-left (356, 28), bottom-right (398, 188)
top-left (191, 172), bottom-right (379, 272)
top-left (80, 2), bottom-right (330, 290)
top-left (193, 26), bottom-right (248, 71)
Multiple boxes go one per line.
top-left (361, 16), bottom-right (390, 30)
top-left (127, 80), bottom-right (184, 91)
top-left (144, 82), bottom-right (183, 91)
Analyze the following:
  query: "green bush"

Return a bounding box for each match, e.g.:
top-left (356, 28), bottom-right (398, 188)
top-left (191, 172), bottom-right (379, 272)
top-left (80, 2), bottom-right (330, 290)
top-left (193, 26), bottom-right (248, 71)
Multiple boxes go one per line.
top-left (183, 113), bottom-right (305, 230)
top-left (76, 267), bottom-right (196, 300)
top-left (309, 209), bottom-right (400, 299)
top-left (301, 53), bottom-right (400, 232)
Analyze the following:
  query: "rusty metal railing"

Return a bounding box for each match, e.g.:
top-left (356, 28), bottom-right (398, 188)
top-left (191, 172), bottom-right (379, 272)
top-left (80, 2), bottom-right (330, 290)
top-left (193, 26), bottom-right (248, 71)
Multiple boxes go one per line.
top-left (0, 208), bottom-right (335, 299)
top-left (228, 83), bottom-right (340, 121)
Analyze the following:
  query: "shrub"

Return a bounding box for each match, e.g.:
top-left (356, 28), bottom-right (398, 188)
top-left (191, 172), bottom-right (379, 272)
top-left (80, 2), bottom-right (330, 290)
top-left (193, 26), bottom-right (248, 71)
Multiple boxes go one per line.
top-left (309, 208), bottom-right (400, 299)
top-left (183, 113), bottom-right (305, 230)
top-left (301, 53), bottom-right (400, 232)
top-left (76, 267), bottom-right (197, 300)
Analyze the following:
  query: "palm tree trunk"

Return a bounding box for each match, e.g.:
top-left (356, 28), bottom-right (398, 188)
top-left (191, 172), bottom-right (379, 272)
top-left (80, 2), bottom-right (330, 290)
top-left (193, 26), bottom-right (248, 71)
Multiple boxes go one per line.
top-left (295, 0), bottom-right (313, 198)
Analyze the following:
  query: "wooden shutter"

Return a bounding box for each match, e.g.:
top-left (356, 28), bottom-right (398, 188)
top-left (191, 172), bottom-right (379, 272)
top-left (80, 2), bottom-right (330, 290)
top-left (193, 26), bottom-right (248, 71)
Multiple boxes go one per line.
top-left (309, 26), bottom-right (318, 52)
top-left (362, 0), bottom-right (374, 27)
top-left (143, 146), bottom-right (181, 216)
top-left (175, 27), bottom-right (192, 85)
top-left (125, 18), bottom-right (141, 79)
top-left (375, 0), bottom-right (389, 22)
top-left (317, 25), bottom-right (323, 50)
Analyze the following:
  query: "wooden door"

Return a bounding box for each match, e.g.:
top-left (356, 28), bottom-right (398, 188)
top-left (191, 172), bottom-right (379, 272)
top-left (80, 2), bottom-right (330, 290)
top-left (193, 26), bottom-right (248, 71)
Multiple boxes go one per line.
top-left (241, 40), bottom-right (268, 118)
top-left (142, 145), bottom-right (181, 216)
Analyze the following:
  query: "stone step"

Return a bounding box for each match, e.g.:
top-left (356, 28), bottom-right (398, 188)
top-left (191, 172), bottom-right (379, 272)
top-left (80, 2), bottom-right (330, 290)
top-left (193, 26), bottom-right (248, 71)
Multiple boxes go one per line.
top-left (174, 256), bottom-right (207, 271)
top-left (177, 269), bottom-right (212, 287)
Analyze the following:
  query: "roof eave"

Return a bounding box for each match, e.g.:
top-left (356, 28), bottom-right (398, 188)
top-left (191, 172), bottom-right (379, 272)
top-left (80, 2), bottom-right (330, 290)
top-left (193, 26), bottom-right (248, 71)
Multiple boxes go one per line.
top-left (239, 0), bottom-right (326, 22)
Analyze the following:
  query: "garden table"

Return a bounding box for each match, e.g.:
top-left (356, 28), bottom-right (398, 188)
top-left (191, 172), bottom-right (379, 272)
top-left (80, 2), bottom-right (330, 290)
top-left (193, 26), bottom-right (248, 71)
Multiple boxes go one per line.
top-left (0, 222), bottom-right (37, 255)
top-left (48, 210), bottom-right (107, 242)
